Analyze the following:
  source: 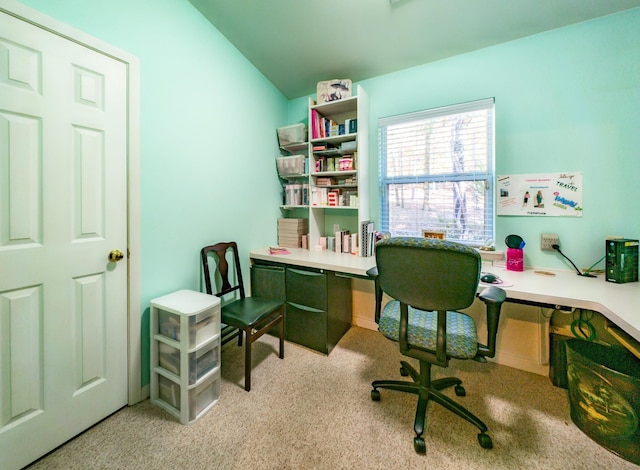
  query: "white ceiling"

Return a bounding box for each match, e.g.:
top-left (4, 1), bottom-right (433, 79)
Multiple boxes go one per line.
top-left (189, 0), bottom-right (640, 99)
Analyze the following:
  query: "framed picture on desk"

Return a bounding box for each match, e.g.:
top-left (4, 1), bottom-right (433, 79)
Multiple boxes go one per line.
top-left (422, 230), bottom-right (445, 240)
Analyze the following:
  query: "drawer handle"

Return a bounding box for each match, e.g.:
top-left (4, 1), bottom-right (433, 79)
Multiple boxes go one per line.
top-left (289, 268), bottom-right (323, 277)
top-left (335, 272), bottom-right (364, 279)
top-left (287, 301), bottom-right (323, 313)
top-left (252, 265), bottom-right (285, 273)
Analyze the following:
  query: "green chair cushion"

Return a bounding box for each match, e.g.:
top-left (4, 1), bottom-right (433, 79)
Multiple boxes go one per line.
top-left (222, 297), bottom-right (284, 329)
top-left (379, 300), bottom-right (478, 359)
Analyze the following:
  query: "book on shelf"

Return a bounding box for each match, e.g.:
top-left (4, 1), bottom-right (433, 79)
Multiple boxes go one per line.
top-left (311, 187), bottom-right (329, 206)
top-left (359, 220), bottom-right (375, 257)
top-left (342, 232), bottom-right (351, 253)
top-left (350, 233), bottom-right (358, 255)
top-left (315, 177), bottom-right (335, 186)
top-left (310, 113), bottom-right (353, 140)
top-left (335, 230), bottom-right (350, 254)
top-left (277, 217), bottom-right (307, 226)
top-left (327, 190), bottom-right (339, 207)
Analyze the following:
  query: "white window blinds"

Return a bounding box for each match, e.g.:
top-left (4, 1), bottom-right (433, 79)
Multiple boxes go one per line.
top-left (378, 98), bottom-right (495, 245)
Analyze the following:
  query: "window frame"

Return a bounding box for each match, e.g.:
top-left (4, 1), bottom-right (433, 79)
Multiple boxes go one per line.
top-left (378, 98), bottom-right (495, 246)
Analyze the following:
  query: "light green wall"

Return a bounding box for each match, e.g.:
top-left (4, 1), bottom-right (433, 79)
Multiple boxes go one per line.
top-left (16, 1), bottom-right (640, 387)
top-left (291, 8), bottom-right (640, 272)
top-left (18, 0), bottom-right (289, 386)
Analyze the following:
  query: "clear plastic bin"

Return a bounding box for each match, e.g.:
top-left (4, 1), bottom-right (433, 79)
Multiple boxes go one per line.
top-left (158, 338), bottom-right (220, 384)
top-left (189, 372), bottom-right (220, 421)
top-left (158, 374), bottom-right (181, 410)
top-left (157, 371), bottom-right (220, 422)
top-left (277, 155), bottom-right (306, 176)
top-left (157, 306), bottom-right (218, 348)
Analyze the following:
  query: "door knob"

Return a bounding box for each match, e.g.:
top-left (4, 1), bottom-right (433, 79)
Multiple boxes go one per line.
top-left (108, 249), bottom-right (125, 262)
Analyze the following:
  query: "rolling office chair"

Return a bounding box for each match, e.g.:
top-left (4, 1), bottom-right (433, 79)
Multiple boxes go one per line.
top-left (368, 237), bottom-right (506, 454)
top-left (201, 242), bottom-right (284, 391)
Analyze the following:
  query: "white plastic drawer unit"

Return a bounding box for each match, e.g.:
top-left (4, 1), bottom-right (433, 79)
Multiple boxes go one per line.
top-left (150, 289), bottom-right (222, 424)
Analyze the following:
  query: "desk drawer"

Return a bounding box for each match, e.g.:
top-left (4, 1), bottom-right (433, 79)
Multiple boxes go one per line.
top-left (286, 302), bottom-right (327, 354)
top-left (286, 267), bottom-right (327, 310)
top-left (251, 263), bottom-right (285, 301)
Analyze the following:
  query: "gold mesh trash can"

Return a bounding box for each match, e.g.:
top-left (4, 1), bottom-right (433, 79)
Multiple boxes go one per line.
top-left (565, 339), bottom-right (640, 465)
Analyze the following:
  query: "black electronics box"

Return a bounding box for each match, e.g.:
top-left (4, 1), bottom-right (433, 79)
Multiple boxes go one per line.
top-left (605, 238), bottom-right (639, 283)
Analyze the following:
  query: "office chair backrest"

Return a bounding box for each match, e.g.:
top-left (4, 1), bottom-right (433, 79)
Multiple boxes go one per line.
top-left (201, 242), bottom-right (246, 300)
top-left (375, 237), bottom-right (481, 312)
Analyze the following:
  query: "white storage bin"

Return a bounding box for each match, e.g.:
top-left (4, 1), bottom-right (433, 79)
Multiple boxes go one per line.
top-left (277, 123), bottom-right (307, 147)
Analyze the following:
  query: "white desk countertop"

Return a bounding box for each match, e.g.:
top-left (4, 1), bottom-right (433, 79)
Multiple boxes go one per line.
top-left (250, 247), bottom-right (376, 277)
top-left (250, 248), bottom-right (640, 344)
top-left (480, 263), bottom-right (640, 344)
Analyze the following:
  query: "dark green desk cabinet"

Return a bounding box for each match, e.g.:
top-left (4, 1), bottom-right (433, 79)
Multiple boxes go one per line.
top-left (250, 260), bottom-right (352, 354)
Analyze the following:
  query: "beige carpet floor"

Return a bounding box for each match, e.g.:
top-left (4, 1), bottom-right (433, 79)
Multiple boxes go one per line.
top-left (27, 327), bottom-right (637, 469)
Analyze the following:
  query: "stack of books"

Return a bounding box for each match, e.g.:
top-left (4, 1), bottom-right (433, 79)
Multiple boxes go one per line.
top-left (277, 218), bottom-right (308, 248)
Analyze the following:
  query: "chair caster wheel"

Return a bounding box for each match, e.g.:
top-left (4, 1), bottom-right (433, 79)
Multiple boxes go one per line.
top-left (413, 436), bottom-right (426, 454)
top-left (478, 432), bottom-right (493, 449)
top-left (455, 384), bottom-right (466, 396)
top-left (400, 365), bottom-right (409, 376)
top-left (371, 389), bottom-right (381, 401)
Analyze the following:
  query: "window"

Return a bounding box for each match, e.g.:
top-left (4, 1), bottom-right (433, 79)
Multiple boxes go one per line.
top-left (378, 98), bottom-right (495, 246)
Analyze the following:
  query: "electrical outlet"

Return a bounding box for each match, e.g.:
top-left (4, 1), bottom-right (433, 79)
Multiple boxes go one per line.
top-left (541, 233), bottom-right (559, 251)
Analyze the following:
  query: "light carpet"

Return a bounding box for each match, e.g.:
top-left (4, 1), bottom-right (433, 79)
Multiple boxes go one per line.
top-left (27, 327), bottom-right (637, 469)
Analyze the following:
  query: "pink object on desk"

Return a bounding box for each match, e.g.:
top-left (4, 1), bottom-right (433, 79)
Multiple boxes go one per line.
top-left (506, 248), bottom-right (524, 272)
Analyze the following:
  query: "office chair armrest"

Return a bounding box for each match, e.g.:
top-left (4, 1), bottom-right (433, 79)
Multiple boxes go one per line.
top-left (477, 286), bottom-right (506, 305)
top-left (476, 286), bottom-right (507, 359)
top-left (367, 267), bottom-right (382, 323)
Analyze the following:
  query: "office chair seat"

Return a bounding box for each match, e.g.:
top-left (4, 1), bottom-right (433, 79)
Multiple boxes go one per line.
top-left (378, 301), bottom-right (478, 360)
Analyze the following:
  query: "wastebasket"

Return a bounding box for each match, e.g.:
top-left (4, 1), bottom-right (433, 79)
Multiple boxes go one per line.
top-left (565, 339), bottom-right (640, 465)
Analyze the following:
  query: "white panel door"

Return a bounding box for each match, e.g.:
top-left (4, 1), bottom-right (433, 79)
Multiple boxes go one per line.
top-left (0, 9), bottom-right (128, 470)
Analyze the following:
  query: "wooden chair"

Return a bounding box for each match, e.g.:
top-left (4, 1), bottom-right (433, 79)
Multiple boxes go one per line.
top-left (201, 242), bottom-right (284, 391)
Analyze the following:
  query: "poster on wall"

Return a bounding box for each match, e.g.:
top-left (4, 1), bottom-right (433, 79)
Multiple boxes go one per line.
top-left (496, 171), bottom-right (583, 217)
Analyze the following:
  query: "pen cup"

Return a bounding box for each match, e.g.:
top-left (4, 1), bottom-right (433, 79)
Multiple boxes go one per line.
top-left (506, 248), bottom-right (524, 272)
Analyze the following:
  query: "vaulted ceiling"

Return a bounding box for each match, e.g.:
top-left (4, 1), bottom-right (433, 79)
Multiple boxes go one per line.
top-left (189, 0), bottom-right (640, 99)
